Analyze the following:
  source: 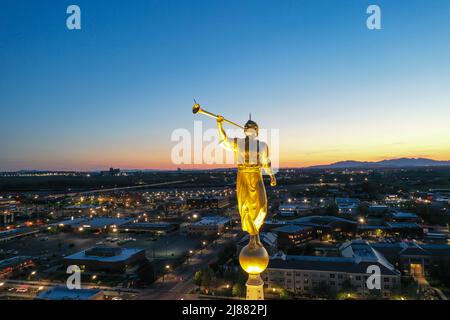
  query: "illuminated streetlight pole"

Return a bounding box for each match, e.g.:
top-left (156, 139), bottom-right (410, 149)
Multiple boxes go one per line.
top-left (163, 265), bottom-right (171, 283)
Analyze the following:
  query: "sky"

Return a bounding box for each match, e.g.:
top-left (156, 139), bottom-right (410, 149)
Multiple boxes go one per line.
top-left (1, 0), bottom-right (450, 171)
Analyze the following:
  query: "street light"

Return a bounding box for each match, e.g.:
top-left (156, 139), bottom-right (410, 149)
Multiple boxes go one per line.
top-left (163, 265), bottom-right (171, 283)
top-left (201, 241), bottom-right (207, 255)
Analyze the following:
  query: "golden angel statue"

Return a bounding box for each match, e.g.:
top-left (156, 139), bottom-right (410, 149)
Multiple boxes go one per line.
top-left (216, 115), bottom-right (276, 235)
top-left (193, 102), bottom-right (277, 300)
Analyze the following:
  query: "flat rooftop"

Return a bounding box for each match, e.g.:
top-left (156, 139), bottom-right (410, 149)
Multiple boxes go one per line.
top-left (37, 286), bottom-right (102, 300)
top-left (64, 247), bottom-right (144, 262)
top-left (54, 217), bottom-right (133, 229)
top-left (273, 225), bottom-right (313, 234)
top-left (193, 216), bottom-right (230, 226)
top-left (386, 222), bottom-right (422, 229)
top-left (391, 212), bottom-right (419, 219)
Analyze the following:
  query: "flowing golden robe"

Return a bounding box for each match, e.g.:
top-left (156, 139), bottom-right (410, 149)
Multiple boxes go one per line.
top-left (220, 136), bottom-right (272, 235)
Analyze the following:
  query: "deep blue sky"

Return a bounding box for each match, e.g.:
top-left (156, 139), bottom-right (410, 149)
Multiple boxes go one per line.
top-left (1, 0), bottom-right (449, 170)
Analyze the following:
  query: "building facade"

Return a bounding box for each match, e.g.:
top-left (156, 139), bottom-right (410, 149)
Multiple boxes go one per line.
top-left (263, 241), bottom-right (401, 298)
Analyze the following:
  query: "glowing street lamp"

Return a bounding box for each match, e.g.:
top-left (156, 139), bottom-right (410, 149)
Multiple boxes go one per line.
top-left (162, 265), bottom-right (171, 282)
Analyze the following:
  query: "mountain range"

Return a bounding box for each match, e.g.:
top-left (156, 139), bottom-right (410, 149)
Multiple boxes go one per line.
top-left (308, 158), bottom-right (450, 169)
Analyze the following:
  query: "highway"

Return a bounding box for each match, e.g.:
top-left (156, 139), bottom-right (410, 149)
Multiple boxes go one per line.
top-left (47, 179), bottom-right (192, 198)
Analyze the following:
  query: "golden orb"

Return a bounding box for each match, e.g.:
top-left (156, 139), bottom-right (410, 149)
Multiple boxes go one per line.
top-left (239, 237), bottom-right (269, 275)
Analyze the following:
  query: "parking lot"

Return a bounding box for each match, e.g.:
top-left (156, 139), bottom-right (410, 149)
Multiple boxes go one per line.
top-left (1, 230), bottom-right (202, 264)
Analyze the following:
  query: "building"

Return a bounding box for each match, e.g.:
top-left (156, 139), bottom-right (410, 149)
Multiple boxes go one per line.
top-left (186, 216), bottom-right (231, 236)
top-left (36, 286), bottom-right (104, 300)
top-left (0, 199), bottom-right (16, 225)
top-left (386, 222), bottom-right (423, 238)
top-left (63, 204), bottom-right (102, 216)
top-left (119, 222), bottom-right (177, 235)
top-left (373, 242), bottom-right (450, 278)
top-left (278, 203), bottom-right (311, 217)
top-left (54, 217), bottom-right (133, 233)
top-left (0, 227), bottom-right (39, 243)
top-left (368, 205), bottom-right (389, 216)
top-left (100, 167), bottom-right (121, 176)
top-left (238, 232), bottom-right (278, 255)
top-left (165, 198), bottom-right (185, 214)
top-left (384, 194), bottom-right (407, 205)
top-left (63, 246), bottom-right (146, 272)
top-left (291, 216), bottom-right (357, 240)
top-left (261, 219), bottom-right (289, 232)
top-left (272, 225), bottom-right (314, 250)
top-left (389, 212), bottom-right (421, 223)
top-left (263, 240), bottom-right (401, 298)
top-left (424, 232), bottom-right (448, 244)
top-left (0, 256), bottom-right (34, 279)
top-left (335, 198), bottom-right (360, 215)
top-left (186, 196), bottom-right (229, 209)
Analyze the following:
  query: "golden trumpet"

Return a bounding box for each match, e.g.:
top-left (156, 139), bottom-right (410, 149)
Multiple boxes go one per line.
top-left (192, 102), bottom-right (244, 129)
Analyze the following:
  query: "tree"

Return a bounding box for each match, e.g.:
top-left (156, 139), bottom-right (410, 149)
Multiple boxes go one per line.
top-left (223, 270), bottom-right (239, 282)
top-left (338, 279), bottom-right (359, 299)
top-left (314, 281), bottom-right (334, 298)
top-left (217, 243), bottom-right (236, 265)
top-left (429, 261), bottom-right (450, 287)
top-left (368, 289), bottom-right (382, 300)
top-left (325, 204), bottom-right (339, 216)
top-left (194, 270), bottom-right (202, 287)
top-left (279, 288), bottom-right (293, 300)
top-left (232, 283), bottom-right (245, 297)
top-left (357, 203), bottom-right (369, 215)
top-left (201, 267), bottom-right (214, 291)
top-left (341, 278), bottom-right (355, 292)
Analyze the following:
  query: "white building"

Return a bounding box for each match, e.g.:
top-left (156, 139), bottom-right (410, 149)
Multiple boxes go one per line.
top-left (263, 240), bottom-right (400, 298)
top-left (186, 216), bottom-right (231, 236)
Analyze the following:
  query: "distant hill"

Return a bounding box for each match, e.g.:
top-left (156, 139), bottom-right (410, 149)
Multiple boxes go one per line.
top-left (309, 158), bottom-right (450, 169)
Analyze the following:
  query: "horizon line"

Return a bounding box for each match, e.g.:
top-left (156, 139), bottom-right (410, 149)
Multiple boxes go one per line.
top-left (2, 156), bottom-right (450, 173)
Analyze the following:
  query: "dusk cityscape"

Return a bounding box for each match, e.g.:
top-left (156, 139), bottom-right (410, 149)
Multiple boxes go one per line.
top-left (1, 0), bottom-right (449, 315)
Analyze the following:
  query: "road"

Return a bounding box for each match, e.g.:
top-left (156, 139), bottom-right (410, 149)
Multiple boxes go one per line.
top-left (46, 179), bottom-right (192, 198)
top-left (1, 230), bottom-right (242, 300)
top-left (137, 231), bottom-right (241, 300)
